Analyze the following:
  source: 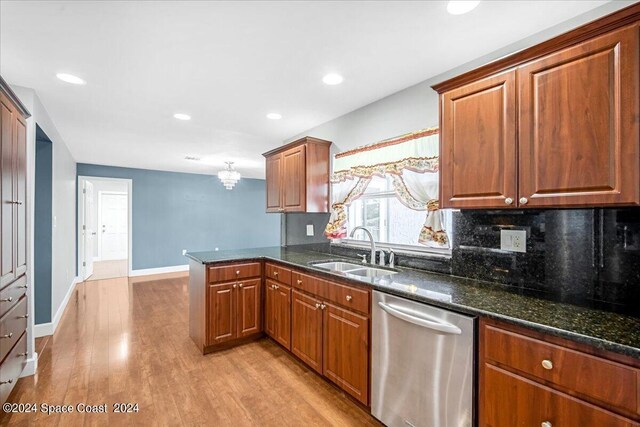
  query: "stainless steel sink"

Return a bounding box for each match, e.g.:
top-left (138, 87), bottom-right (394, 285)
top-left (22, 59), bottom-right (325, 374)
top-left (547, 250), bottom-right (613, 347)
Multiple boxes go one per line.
top-left (345, 267), bottom-right (397, 278)
top-left (311, 261), bottom-right (398, 278)
top-left (312, 261), bottom-right (364, 272)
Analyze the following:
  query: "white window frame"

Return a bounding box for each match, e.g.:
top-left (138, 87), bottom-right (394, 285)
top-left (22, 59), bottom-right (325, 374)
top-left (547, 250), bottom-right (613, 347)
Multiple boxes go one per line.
top-left (335, 177), bottom-right (453, 258)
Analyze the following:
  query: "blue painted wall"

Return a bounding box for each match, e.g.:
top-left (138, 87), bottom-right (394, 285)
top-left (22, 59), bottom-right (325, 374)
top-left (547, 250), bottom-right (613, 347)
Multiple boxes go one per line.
top-left (76, 164), bottom-right (280, 270)
top-left (35, 128), bottom-right (53, 324)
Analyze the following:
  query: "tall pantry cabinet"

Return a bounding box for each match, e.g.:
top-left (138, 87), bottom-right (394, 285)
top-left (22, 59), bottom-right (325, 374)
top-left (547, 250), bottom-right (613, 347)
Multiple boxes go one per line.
top-left (0, 76), bottom-right (31, 404)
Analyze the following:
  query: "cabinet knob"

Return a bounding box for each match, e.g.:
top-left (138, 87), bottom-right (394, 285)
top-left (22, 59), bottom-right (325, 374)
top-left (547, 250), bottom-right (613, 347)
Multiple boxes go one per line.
top-left (504, 197), bottom-right (513, 205)
top-left (274, 285), bottom-right (279, 290)
top-left (315, 303), bottom-right (321, 308)
top-left (297, 279), bottom-right (302, 285)
top-left (238, 283), bottom-right (243, 288)
top-left (541, 422), bottom-right (552, 427)
top-left (0, 379), bottom-right (13, 385)
top-left (273, 271), bottom-right (278, 276)
top-left (235, 270), bottom-right (240, 275)
top-left (1, 332), bottom-right (13, 339)
top-left (541, 359), bottom-right (553, 370)
top-left (271, 284), bottom-right (276, 289)
top-left (232, 284), bottom-right (237, 289)
top-left (320, 303), bottom-right (326, 310)
top-left (18, 352), bottom-right (28, 357)
top-left (520, 197), bottom-right (529, 205)
top-left (0, 297), bottom-right (12, 302)
top-left (346, 295), bottom-right (353, 302)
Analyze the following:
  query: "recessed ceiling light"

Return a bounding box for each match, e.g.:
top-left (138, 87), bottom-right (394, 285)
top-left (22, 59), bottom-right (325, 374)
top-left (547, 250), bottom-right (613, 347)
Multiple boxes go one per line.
top-left (266, 113), bottom-right (282, 120)
top-left (447, 0), bottom-right (480, 15)
top-left (173, 113), bottom-right (191, 121)
top-left (56, 73), bottom-right (86, 85)
top-left (322, 73), bottom-right (344, 85)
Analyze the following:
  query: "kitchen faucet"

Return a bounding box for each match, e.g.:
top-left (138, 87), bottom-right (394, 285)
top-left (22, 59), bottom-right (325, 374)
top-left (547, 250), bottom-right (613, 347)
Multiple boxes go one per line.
top-left (350, 226), bottom-right (376, 265)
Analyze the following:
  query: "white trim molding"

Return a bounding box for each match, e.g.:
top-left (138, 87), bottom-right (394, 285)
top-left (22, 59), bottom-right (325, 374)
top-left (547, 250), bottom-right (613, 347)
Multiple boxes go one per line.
top-left (34, 275), bottom-right (81, 338)
top-left (21, 352), bottom-right (38, 377)
top-left (129, 265), bottom-right (189, 277)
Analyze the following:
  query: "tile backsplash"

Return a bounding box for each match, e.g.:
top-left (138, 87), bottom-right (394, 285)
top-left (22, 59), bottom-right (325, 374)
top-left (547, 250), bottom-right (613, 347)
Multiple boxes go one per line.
top-left (451, 208), bottom-right (640, 315)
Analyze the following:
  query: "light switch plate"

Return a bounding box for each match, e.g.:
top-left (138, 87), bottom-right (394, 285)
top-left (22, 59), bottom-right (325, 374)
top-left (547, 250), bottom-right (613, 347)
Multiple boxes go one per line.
top-left (306, 224), bottom-right (314, 236)
top-left (500, 229), bottom-right (527, 253)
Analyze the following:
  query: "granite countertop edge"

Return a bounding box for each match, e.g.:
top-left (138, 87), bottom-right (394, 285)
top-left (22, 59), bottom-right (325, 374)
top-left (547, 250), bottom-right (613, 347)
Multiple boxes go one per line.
top-left (185, 249), bottom-right (640, 359)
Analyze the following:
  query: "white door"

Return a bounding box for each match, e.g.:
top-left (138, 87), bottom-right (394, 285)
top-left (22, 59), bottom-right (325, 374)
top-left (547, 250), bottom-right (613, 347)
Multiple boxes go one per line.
top-left (83, 181), bottom-right (95, 280)
top-left (100, 193), bottom-right (128, 260)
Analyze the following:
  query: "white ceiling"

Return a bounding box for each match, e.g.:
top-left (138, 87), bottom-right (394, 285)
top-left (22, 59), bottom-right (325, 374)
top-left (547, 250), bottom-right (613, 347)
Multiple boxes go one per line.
top-left (0, 1), bottom-right (618, 178)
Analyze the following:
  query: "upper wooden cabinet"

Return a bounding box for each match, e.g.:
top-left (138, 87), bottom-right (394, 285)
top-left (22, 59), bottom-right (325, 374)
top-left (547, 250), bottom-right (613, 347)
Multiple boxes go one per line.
top-left (262, 136), bottom-right (331, 213)
top-left (434, 5), bottom-right (640, 209)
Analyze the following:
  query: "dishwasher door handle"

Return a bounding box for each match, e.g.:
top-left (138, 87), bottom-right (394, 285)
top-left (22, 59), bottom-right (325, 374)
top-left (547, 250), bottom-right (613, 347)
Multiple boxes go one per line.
top-left (378, 302), bottom-right (462, 335)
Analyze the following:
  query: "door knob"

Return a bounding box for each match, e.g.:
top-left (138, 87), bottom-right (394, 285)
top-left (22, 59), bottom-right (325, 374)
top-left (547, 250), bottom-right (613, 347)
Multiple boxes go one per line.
top-left (504, 197), bottom-right (513, 205)
top-left (520, 197), bottom-right (529, 205)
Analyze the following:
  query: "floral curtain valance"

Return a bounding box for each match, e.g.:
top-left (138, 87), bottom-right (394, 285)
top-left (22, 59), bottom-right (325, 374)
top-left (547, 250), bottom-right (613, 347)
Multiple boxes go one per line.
top-left (325, 127), bottom-right (449, 249)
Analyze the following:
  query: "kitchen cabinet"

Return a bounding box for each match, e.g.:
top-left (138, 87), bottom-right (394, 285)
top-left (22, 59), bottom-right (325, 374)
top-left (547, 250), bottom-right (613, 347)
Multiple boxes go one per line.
top-left (190, 261), bottom-right (263, 353)
top-left (262, 136), bottom-right (331, 213)
top-left (434, 7), bottom-right (640, 209)
top-left (265, 279), bottom-right (292, 350)
top-left (291, 279), bottom-right (370, 406)
top-left (0, 77), bottom-right (30, 405)
top-left (479, 318), bottom-right (640, 426)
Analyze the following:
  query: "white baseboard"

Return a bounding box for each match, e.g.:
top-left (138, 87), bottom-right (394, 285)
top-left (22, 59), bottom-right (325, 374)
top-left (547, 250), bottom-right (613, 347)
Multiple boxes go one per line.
top-left (129, 265), bottom-right (189, 277)
top-left (21, 352), bottom-right (38, 377)
top-left (34, 276), bottom-right (81, 338)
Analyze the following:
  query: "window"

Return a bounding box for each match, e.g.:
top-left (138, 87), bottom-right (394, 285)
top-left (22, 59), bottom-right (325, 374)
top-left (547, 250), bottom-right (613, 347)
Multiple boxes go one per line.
top-left (341, 176), bottom-right (452, 254)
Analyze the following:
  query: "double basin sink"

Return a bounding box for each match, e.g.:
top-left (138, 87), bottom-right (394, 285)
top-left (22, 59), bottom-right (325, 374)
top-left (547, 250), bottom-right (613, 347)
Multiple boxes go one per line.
top-left (310, 261), bottom-right (398, 279)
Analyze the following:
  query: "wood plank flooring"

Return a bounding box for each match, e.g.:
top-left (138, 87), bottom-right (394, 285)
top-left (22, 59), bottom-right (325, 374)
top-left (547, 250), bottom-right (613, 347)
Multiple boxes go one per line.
top-left (1, 276), bottom-right (381, 426)
top-left (86, 259), bottom-right (128, 281)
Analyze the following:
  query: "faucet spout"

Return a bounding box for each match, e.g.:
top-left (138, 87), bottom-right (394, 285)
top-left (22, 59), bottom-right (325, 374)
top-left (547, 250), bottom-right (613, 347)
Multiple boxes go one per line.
top-left (349, 226), bottom-right (376, 265)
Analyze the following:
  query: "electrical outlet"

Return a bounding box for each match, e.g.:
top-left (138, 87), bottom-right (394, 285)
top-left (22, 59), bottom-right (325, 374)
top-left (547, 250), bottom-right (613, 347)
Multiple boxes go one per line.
top-left (306, 224), bottom-right (314, 236)
top-left (182, 249), bottom-right (187, 256)
top-left (500, 229), bottom-right (527, 253)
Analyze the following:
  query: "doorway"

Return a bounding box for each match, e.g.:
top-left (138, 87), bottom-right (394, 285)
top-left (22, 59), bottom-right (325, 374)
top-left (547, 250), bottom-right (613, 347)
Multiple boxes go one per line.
top-left (78, 176), bottom-right (132, 281)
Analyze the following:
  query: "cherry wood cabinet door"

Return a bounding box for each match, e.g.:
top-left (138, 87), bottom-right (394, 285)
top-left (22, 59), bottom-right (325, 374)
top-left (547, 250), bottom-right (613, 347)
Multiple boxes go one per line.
top-left (518, 25), bottom-right (640, 208)
top-left (282, 145), bottom-right (306, 212)
top-left (265, 280), bottom-right (277, 339)
top-left (440, 70), bottom-right (517, 209)
top-left (482, 364), bottom-right (638, 427)
top-left (0, 93), bottom-right (15, 287)
top-left (237, 278), bottom-right (262, 338)
top-left (322, 303), bottom-right (369, 406)
top-left (274, 283), bottom-right (292, 351)
top-left (265, 153), bottom-right (283, 212)
top-left (207, 282), bottom-right (236, 345)
top-left (291, 290), bottom-right (322, 374)
top-left (15, 114), bottom-right (26, 276)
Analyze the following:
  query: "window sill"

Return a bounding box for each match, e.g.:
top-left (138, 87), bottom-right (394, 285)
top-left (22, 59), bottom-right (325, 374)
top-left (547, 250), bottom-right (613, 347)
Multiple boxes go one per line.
top-left (330, 241), bottom-right (451, 260)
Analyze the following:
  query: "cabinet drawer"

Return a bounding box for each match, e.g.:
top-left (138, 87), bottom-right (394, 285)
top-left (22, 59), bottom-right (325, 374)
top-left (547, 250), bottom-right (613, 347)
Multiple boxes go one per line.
top-left (483, 364), bottom-right (638, 427)
top-left (292, 271), bottom-right (324, 295)
top-left (323, 281), bottom-right (369, 315)
top-left (0, 295), bottom-right (27, 364)
top-left (0, 276), bottom-right (27, 319)
top-left (484, 324), bottom-right (639, 415)
top-left (0, 331), bottom-right (27, 404)
top-left (208, 262), bottom-right (261, 283)
top-left (265, 263), bottom-right (291, 285)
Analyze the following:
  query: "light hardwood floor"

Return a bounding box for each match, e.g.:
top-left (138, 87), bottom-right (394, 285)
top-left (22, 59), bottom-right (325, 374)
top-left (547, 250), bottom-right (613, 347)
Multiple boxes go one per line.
top-left (86, 259), bottom-right (128, 281)
top-left (1, 276), bottom-right (381, 426)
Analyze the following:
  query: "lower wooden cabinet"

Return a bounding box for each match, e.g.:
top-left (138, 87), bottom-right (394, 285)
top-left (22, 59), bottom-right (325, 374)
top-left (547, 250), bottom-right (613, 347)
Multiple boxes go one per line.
top-left (205, 277), bottom-right (262, 348)
top-left (291, 289), bottom-right (370, 406)
top-left (479, 318), bottom-right (640, 426)
top-left (265, 279), bottom-right (292, 350)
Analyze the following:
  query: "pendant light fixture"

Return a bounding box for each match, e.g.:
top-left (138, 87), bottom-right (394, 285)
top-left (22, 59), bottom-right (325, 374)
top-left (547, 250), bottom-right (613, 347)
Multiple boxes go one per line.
top-left (218, 161), bottom-right (241, 190)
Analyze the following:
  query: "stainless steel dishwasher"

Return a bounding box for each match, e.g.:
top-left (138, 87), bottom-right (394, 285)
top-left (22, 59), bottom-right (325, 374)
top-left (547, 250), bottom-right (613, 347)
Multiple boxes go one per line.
top-left (371, 291), bottom-right (475, 427)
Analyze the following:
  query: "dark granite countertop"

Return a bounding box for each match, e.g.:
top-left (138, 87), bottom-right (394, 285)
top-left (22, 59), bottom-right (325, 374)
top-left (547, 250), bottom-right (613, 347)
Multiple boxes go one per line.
top-left (186, 247), bottom-right (640, 359)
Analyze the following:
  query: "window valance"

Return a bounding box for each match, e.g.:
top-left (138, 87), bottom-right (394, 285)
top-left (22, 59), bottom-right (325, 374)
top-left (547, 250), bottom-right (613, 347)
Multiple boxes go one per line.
top-left (325, 127), bottom-right (449, 249)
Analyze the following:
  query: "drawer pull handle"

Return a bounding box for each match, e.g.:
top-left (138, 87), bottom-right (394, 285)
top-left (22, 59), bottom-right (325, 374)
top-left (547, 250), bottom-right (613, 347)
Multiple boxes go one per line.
top-left (1, 333), bottom-right (13, 339)
top-left (541, 422), bottom-right (552, 427)
top-left (18, 284), bottom-right (28, 289)
top-left (0, 297), bottom-right (12, 302)
top-left (0, 379), bottom-right (13, 385)
top-left (18, 352), bottom-right (28, 357)
top-left (297, 280), bottom-right (302, 285)
top-left (541, 360), bottom-right (553, 370)
top-left (346, 295), bottom-right (353, 302)
top-left (18, 314), bottom-right (29, 319)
